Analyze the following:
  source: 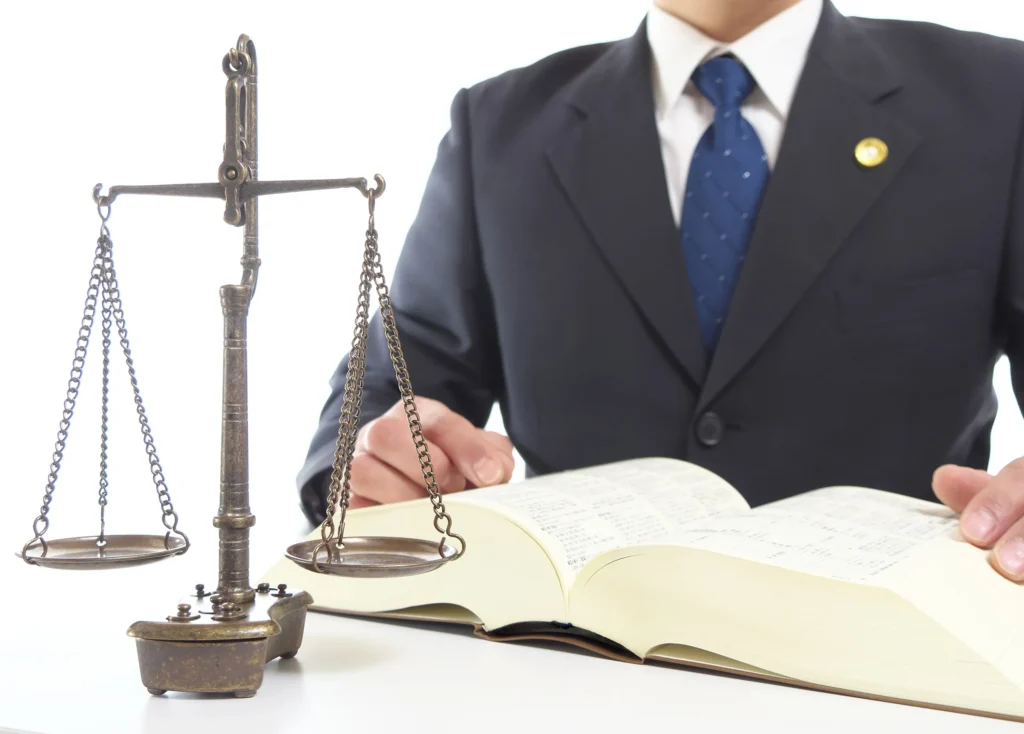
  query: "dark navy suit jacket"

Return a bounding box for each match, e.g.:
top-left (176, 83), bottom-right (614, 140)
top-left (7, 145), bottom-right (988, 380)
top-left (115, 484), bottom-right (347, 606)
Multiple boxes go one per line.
top-left (298, 1), bottom-right (1024, 523)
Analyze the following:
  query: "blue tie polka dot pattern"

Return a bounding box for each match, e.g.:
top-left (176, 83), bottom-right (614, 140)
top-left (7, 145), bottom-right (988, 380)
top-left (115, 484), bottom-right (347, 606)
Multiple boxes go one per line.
top-left (680, 56), bottom-right (770, 353)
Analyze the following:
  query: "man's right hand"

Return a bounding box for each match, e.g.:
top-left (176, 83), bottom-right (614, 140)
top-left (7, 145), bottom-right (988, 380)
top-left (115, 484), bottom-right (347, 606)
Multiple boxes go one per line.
top-left (345, 397), bottom-right (515, 508)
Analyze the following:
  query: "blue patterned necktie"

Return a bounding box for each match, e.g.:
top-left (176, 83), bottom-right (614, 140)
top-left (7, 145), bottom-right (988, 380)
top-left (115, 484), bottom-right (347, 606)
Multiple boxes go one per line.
top-left (681, 55), bottom-right (770, 353)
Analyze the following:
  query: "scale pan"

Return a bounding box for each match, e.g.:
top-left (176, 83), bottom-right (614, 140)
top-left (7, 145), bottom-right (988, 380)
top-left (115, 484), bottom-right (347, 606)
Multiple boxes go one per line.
top-left (285, 536), bottom-right (456, 578)
top-left (20, 534), bottom-right (187, 569)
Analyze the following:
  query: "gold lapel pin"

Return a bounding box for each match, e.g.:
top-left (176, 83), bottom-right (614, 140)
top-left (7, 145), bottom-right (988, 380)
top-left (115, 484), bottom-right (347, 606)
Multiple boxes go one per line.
top-left (855, 137), bottom-right (888, 168)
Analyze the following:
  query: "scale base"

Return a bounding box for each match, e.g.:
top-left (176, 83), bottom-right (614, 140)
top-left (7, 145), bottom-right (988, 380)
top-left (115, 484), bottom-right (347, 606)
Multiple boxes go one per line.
top-left (127, 582), bottom-right (312, 697)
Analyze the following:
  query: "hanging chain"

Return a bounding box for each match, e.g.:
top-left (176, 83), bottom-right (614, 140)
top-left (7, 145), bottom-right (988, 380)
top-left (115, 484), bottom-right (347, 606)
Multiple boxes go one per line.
top-left (315, 216), bottom-right (375, 566)
top-left (101, 226), bottom-right (189, 553)
top-left (97, 243), bottom-right (113, 546)
top-left (368, 198), bottom-right (465, 558)
top-left (20, 200), bottom-right (189, 563)
top-left (20, 220), bottom-right (107, 562)
top-left (313, 181), bottom-right (465, 569)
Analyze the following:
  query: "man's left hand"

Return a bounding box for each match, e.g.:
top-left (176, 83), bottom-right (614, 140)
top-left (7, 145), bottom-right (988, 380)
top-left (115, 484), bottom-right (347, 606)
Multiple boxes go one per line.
top-left (934, 462), bottom-right (1024, 581)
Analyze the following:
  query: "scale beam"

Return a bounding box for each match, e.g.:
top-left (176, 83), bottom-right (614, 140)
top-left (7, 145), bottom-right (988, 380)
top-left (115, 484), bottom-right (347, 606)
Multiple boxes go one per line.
top-left (92, 176), bottom-right (383, 208)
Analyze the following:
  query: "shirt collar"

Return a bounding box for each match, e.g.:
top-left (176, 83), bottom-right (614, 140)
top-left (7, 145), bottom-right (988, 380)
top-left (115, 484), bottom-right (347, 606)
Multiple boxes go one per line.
top-left (646, 0), bottom-right (823, 120)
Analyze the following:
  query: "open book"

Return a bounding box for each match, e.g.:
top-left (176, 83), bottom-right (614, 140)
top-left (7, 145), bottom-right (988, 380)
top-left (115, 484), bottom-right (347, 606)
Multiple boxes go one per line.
top-left (266, 458), bottom-right (1024, 721)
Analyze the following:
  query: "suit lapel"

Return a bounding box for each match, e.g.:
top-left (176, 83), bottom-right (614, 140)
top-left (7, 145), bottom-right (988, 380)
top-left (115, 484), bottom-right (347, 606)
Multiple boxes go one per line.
top-left (546, 25), bottom-right (709, 387)
top-left (698, 2), bottom-right (921, 412)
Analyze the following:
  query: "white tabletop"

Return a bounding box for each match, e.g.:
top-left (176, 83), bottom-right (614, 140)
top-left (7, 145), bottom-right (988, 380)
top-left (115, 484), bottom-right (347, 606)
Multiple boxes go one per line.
top-left (1, 514), bottom-right (1018, 734)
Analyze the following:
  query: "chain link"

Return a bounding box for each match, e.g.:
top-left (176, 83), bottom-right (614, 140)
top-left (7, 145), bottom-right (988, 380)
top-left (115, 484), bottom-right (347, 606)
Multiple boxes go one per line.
top-left (97, 243), bottom-right (113, 546)
top-left (314, 185), bottom-right (464, 568)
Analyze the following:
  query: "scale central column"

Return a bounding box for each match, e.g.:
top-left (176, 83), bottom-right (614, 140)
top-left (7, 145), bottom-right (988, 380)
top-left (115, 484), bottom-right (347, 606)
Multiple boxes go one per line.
top-left (216, 284), bottom-right (255, 603)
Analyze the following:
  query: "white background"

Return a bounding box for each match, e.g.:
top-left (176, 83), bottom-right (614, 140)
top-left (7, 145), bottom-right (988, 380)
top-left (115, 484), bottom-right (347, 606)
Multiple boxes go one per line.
top-left (2, 0), bottom-right (1024, 567)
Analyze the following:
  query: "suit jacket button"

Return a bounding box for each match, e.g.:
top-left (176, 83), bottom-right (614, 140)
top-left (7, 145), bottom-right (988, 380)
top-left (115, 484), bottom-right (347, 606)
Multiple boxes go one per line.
top-left (696, 412), bottom-right (724, 447)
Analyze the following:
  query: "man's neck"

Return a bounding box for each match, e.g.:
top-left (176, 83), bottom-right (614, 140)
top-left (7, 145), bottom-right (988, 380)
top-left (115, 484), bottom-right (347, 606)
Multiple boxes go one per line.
top-left (653, 0), bottom-right (805, 42)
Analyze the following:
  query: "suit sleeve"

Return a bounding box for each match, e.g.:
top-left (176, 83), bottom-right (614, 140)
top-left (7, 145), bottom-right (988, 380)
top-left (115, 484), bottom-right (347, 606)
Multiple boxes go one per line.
top-left (296, 88), bottom-right (503, 523)
top-left (1004, 100), bottom-right (1024, 421)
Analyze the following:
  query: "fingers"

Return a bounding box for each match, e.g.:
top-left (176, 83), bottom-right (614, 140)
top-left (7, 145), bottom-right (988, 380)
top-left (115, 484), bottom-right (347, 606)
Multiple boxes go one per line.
top-left (933, 462), bottom-right (1024, 580)
top-left (348, 451), bottom-right (427, 505)
top-left (932, 464), bottom-right (992, 513)
top-left (352, 397), bottom-right (514, 506)
top-left (391, 396), bottom-right (513, 486)
top-left (958, 460), bottom-right (1024, 549)
top-left (361, 414), bottom-right (467, 493)
top-left (346, 491), bottom-right (380, 511)
top-left (480, 430), bottom-right (514, 456)
top-left (427, 417), bottom-right (514, 488)
top-left (473, 431), bottom-right (516, 484)
top-left (991, 516), bottom-right (1024, 581)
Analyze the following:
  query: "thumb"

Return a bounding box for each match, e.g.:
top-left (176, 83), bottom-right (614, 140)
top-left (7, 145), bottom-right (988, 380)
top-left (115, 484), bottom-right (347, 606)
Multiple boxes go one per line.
top-left (438, 425), bottom-right (514, 488)
top-left (416, 402), bottom-right (514, 488)
top-left (932, 464), bottom-right (992, 513)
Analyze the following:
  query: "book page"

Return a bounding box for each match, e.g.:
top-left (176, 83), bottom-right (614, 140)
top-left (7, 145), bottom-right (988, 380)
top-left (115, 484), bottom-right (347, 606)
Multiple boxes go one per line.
top-left (264, 500), bottom-right (569, 629)
top-left (455, 458), bottom-right (749, 586)
top-left (668, 486), bottom-right (958, 582)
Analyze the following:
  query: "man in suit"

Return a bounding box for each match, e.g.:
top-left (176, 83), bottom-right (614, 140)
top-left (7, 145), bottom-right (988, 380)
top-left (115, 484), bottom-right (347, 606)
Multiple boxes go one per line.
top-left (298, 0), bottom-right (1024, 581)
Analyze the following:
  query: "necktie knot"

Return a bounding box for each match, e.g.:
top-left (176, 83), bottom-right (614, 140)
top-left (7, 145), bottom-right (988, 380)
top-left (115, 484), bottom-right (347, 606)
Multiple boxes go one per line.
top-left (692, 55), bottom-right (755, 111)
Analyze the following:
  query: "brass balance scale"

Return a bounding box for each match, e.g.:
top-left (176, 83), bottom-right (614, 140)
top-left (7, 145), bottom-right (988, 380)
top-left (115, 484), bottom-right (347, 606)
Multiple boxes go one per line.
top-left (17, 34), bottom-right (466, 697)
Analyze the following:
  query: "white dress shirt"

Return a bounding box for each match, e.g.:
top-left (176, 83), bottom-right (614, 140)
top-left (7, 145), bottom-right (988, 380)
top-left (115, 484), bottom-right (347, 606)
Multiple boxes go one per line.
top-left (646, 0), bottom-right (823, 225)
